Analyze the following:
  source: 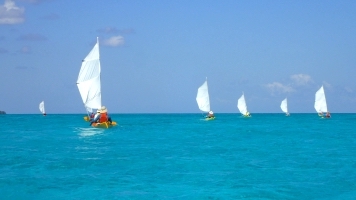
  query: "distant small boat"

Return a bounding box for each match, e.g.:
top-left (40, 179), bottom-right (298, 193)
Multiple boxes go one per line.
top-left (39, 101), bottom-right (46, 116)
top-left (280, 98), bottom-right (290, 116)
top-left (237, 93), bottom-right (251, 117)
top-left (196, 78), bottom-right (215, 120)
top-left (314, 85), bottom-right (331, 118)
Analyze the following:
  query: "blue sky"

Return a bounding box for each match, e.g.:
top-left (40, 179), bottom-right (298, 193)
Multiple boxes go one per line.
top-left (1, 0), bottom-right (356, 114)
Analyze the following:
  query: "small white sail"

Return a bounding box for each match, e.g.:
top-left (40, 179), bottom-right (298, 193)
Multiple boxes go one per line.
top-left (314, 86), bottom-right (328, 113)
top-left (77, 38), bottom-right (102, 111)
top-left (237, 93), bottom-right (248, 115)
top-left (196, 78), bottom-right (210, 112)
top-left (39, 101), bottom-right (45, 114)
top-left (280, 98), bottom-right (288, 114)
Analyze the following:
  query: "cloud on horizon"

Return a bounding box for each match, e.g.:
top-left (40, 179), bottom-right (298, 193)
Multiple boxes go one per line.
top-left (264, 82), bottom-right (295, 94)
top-left (0, 0), bottom-right (25, 24)
top-left (17, 33), bottom-right (47, 41)
top-left (290, 74), bottom-right (313, 86)
top-left (102, 35), bottom-right (124, 47)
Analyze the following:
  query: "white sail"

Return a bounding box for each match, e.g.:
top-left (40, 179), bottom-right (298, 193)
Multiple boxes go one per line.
top-left (314, 86), bottom-right (328, 113)
top-left (196, 78), bottom-right (210, 112)
top-left (39, 101), bottom-right (45, 114)
top-left (237, 93), bottom-right (248, 115)
top-left (77, 38), bottom-right (102, 111)
top-left (280, 98), bottom-right (288, 114)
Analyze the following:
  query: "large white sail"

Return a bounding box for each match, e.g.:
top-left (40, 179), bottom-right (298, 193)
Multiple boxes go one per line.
top-left (314, 86), bottom-right (328, 113)
top-left (237, 93), bottom-right (248, 115)
top-left (77, 38), bottom-right (102, 111)
top-left (196, 78), bottom-right (210, 112)
top-left (280, 98), bottom-right (288, 114)
top-left (39, 101), bottom-right (45, 114)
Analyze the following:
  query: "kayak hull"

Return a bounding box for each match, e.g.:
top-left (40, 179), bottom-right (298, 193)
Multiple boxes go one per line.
top-left (91, 121), bottom-right (117, 128)
top-left (205, 117), bottom-right (215, 120)
top-left (83, 116), bottom-right (117, 128)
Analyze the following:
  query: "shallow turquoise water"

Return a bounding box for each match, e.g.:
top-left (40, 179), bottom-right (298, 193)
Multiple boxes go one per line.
top-left (1, 113), bottom-right (356, 199)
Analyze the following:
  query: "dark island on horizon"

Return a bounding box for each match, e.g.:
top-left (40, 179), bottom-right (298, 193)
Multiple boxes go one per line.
top-left (0, 111), bottom-right (6, 114)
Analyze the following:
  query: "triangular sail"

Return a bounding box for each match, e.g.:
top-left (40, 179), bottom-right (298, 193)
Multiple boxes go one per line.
top-left (237, 93), bottom-right (248, 115)
top-left (77, 38), bottom-right (102, 111)
top-left (280, 98), bottom-right (288, 113)
top-left (196, 78), bottom-right (210, 112)
top-left (39, 101), bottom-right (45, 114)
top-left (314, 86), bottom-right (328, 113)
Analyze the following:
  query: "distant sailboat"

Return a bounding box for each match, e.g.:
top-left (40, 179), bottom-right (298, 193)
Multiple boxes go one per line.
top-left (314, 85), bottom-right (331, 118)
top-left (196, 78), bottom-right (215, 120)
top-left (280, 98), bottom-right (289, 116)
top-left (39, 101), bottom-right (46, 116)
top-left (237, 93), bottom-right (251, 117)
top-left (77, 38), bottom-right (117, 128)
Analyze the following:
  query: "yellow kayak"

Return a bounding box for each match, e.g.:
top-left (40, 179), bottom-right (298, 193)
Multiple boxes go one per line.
top-left (91, 121), bottom-right (117, 128)
top-left (205, 116), bottom-right (215, 120)
top-left (83, 116), bottom-right (117, 128)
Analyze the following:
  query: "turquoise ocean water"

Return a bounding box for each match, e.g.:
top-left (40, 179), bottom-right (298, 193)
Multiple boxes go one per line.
top-left (1, 113), bottom-right (356, 199)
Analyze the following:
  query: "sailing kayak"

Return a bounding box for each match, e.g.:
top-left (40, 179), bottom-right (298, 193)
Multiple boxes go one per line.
top-left (205, 117), bottom-right (215, 120)
top-left (83, 116), bottom-right (117, 128)
top-left (91, 121), bottom-right (117, 128)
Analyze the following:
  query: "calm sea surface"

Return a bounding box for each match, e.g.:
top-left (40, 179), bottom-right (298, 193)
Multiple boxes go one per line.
top-left (1, 113), bottom-right (356, 199)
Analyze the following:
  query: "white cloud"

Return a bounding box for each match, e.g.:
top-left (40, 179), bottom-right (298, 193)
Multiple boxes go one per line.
top-left (0, 0), bottom-right (25, 24)
top-left (102, 36), bottom-right (124, 47)
top-left (265, 82), bottom-right (294, 93)
top-left (290, 74), bottom-right (313, 86)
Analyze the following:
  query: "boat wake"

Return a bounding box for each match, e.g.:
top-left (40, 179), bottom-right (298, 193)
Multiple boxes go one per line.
top-left (77, 127), bottom-right (104, 137)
